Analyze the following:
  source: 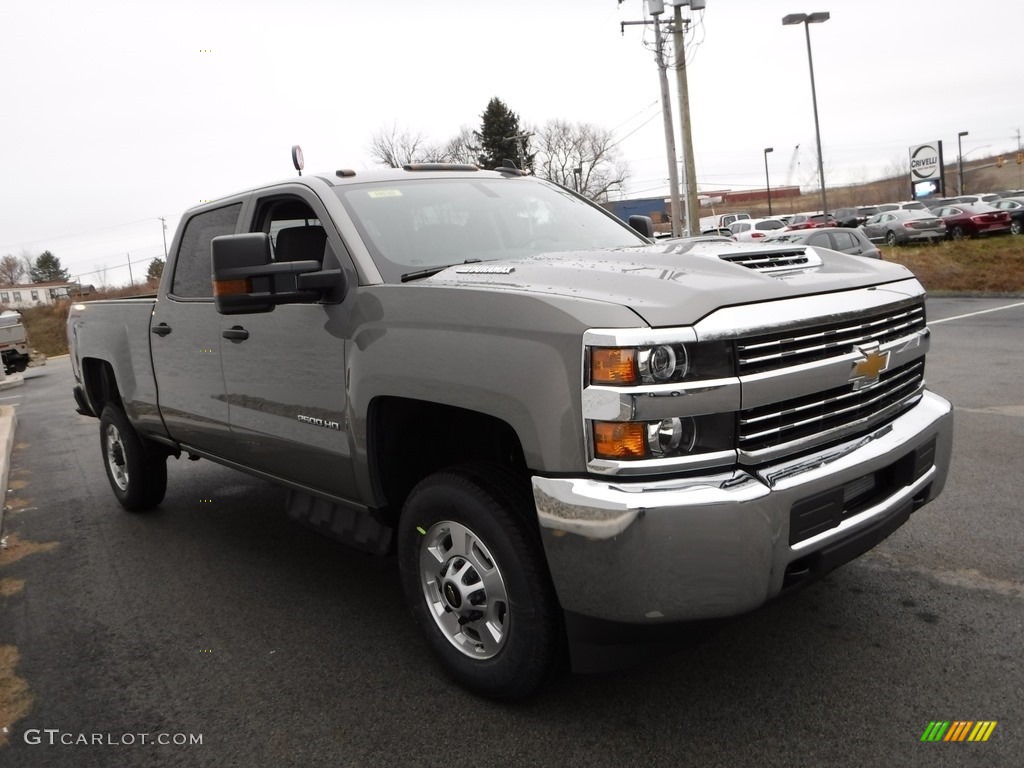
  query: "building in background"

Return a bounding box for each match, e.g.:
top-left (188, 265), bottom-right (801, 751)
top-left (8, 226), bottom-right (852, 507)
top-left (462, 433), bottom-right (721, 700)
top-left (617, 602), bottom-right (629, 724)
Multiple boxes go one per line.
top-left (0, 281), bottom-right (84, 309)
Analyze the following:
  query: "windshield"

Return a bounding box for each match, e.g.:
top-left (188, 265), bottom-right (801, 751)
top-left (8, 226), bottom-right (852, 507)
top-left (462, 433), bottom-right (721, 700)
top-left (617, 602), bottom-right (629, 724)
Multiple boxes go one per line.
top-left (334, 177), bottom-right (647, 283)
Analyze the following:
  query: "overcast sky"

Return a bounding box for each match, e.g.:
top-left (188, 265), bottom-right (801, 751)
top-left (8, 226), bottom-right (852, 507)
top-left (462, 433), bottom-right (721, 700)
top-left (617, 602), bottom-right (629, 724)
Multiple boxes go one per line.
top-left (1, 0), bottom-right (1020, 287)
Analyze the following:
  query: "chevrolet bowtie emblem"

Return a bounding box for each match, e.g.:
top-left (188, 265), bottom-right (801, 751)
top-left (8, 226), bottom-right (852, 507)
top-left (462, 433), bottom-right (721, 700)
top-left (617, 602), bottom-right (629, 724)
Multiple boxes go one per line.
top-left (850, 342), bottom-right (890, 390)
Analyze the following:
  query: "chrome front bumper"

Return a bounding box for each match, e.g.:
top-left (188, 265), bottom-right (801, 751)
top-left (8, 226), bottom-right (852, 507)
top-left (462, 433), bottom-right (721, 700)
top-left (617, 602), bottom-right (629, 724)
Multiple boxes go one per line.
top-left (533, 391), bottom-right (953, 624)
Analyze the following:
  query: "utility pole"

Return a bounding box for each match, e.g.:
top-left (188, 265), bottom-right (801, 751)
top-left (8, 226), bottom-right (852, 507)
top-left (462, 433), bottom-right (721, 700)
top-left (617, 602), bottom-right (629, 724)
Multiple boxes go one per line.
top-left (672, 3), bottom-right (700, 236)
top-left (622, 3), bottom-right (682, 237)
top-left (1016, 128), bottom-right (1022, 189)
top-left (127, 253), bottom-right (134, 286)
top-left (158, 217), bottom-right (168, 259)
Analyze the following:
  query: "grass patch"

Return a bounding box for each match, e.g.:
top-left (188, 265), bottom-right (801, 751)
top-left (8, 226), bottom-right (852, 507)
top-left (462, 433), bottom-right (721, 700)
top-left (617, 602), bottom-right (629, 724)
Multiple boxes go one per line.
top-left (19, 284), bottom-right (154, 358)
top-left (0, 645), bottom-right (32, 747)
top-left (883, 234), bottom-right (1024, 294)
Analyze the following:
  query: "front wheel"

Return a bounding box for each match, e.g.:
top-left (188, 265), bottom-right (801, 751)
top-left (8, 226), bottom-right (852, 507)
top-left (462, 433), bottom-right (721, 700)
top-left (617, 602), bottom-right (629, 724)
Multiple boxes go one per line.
top-left (885, 231), bottom-right (897, 247)
top-left (398, 464), bottom-right (564, 699)
top-left (1012, 220), bottom-right (1022, 236)
top-left (100, 405), bottom-right (168, 511)
top-left (951, 225), bottom-right (966, 241)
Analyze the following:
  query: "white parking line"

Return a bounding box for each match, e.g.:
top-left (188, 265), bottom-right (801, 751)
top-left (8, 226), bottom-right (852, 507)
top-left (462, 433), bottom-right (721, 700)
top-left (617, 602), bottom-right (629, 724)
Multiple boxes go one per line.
top-left (930, 300), bottom-right (1024, 325)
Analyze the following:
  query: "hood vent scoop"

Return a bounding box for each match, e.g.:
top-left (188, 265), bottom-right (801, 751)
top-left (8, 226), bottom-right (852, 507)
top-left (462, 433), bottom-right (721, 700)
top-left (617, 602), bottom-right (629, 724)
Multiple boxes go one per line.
top-left (717, 247), bottom-right (822, 274)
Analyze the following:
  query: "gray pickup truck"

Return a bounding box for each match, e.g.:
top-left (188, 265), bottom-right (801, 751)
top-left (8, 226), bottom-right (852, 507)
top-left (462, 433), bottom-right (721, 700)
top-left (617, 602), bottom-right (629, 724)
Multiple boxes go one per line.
top-left (68, 165), bottom-right (953, 698)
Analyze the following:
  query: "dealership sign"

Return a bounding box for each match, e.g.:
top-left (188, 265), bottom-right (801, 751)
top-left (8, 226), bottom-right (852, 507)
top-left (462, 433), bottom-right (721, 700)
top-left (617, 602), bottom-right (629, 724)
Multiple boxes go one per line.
top-left (909, 141), bottom-right (945, 198)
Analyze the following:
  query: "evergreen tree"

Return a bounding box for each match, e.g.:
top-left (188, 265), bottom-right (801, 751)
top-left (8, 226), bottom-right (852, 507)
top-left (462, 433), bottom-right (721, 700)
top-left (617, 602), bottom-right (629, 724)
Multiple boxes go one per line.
top-left (29, 251), bottom-right (71, 283)
top-left (477, 97), bottom-right (533, 172)
top-left (146, 257), bottom-right (165, 286)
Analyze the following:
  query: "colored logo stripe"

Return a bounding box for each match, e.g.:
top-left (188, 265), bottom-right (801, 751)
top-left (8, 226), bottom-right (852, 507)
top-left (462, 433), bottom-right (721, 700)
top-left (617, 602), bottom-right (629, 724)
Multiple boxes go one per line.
top-left (921, 721), bottom-right (997, 742)
top-left (968, 722), bottom-right (998, 742)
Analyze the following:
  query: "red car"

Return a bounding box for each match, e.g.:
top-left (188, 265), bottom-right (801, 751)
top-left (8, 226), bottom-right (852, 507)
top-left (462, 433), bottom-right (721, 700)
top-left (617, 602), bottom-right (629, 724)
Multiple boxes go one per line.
top-left (784, 212), bottom-right (838, 231)
top-left (931, 203), bottom-right (1011, 239)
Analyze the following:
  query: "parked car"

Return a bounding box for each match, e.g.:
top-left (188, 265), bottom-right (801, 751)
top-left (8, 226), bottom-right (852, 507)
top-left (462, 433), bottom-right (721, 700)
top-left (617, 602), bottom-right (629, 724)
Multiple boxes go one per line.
top-left (698, 212), bottom-right (751, 234)
top-left (922, 197), bottom-right (959, 210)
top-left (954, 193), bottom-right (1002, 205)
top-left (877, 201), bottom-right (929, 212)
top-left (931, 203), bottom-right (1012, 239)
top-left (1006, 208), bottom-right (1024, 235)
top-left (785, 212), bottom-right (838, 230)
top-left (991, 197), bottom-right (1024, 211)
top-left (763, 227), bottom-right (882, 259)
top-left (991, 197), bottom-right (1024, 234)
top-left (985, 204), bottom-right (1024, 235)
top-left (728, 217), bottom-right (788, 241)
top-left (861, 210), bottom-right (947, 246)
top-left (832, 207), bottom-right (868, 227)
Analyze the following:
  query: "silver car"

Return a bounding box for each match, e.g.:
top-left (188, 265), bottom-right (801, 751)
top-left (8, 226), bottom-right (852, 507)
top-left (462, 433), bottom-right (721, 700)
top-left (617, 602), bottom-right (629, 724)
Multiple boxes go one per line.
top-left (862, 210), bottom-right (946, 246)
top-left (763, 227), bottom-right (882, 259)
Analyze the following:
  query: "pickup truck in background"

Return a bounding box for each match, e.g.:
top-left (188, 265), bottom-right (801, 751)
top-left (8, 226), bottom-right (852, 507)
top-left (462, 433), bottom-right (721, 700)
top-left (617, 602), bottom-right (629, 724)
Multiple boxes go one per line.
top-left (1, 310), bottom-right (42, 374)
top-left (68, 165), bottom-right (953, 699)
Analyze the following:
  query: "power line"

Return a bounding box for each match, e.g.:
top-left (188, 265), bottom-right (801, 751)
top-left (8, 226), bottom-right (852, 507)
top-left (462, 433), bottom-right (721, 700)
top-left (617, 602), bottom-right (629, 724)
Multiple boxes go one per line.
top-left (0, 215), bottom-right (177, 251)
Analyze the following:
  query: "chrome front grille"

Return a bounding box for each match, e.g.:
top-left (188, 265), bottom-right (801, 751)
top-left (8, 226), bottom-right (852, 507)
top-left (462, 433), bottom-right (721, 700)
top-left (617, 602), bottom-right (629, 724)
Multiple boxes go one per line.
top-left (739, 360), bottom-right (925, 452)
top-left (737, 300), bottom-right (926, 375)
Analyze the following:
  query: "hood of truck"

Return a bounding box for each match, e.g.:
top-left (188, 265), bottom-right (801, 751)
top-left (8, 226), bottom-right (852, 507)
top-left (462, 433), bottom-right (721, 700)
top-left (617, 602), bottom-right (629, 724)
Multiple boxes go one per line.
top-left (423, 242), bottom-right (918, 328)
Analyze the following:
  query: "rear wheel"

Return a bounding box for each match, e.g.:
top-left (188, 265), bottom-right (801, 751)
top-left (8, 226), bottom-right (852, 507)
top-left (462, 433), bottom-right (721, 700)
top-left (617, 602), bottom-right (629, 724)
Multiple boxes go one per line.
top-left (100, 405), bottom-right (167, 511)
top-left (398, 464), bottom-right (564, 699)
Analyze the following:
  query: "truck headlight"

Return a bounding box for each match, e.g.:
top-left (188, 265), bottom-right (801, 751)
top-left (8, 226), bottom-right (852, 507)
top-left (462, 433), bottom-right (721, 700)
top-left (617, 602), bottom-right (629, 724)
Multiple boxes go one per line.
top-left (593, 413), bottom-right (734, 460)
top-left (589, 341), bottom-right (733, 385)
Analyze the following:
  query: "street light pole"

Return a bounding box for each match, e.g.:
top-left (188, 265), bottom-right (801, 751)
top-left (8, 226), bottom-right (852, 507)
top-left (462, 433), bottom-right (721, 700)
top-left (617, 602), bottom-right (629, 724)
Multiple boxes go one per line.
top-left (783, 12), bottom-right (830, 219)
top-left (957, 130), bottom-right (969, 195)
top-left (763, 147), bottom-right (774, 215)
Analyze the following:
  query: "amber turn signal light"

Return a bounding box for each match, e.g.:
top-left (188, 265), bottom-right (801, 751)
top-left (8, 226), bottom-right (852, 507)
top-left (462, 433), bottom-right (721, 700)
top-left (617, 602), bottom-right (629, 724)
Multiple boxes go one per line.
top-left (213, 278), bottom-right (252, 297)
top-left (590, 347), bottom-right (638, 385)
top-left (593, 421), bottom-right (647, 459)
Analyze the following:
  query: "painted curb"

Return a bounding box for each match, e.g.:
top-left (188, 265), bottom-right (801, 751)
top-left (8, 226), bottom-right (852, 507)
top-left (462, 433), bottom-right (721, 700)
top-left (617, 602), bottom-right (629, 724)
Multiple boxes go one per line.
top-left (0, 405), bottom-right (18, 536)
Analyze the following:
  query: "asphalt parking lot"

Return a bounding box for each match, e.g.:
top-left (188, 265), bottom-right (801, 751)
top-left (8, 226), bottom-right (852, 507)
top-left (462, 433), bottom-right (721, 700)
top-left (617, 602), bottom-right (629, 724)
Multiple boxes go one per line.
top-left (0, 297), bottom-right (1021, 768)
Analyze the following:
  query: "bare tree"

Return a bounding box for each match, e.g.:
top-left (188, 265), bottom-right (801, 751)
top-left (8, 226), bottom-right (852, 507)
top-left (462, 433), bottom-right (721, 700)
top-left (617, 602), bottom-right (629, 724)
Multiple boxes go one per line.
top-left (439, 126), bottom-right (481, 166)
top-left (532, 120), bottom-right (629, 202)
top-left (368, 123), bottom-right (443, 168)
top-left (881, 155), bottom-right (911, 202)
top-left (0, 255), bottom-right (24, 286)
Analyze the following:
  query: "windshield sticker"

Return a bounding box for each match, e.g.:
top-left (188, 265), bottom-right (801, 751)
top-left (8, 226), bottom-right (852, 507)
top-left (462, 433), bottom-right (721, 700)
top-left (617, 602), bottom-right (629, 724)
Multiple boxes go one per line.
top-left (368, 189), bottom-right (402, 198)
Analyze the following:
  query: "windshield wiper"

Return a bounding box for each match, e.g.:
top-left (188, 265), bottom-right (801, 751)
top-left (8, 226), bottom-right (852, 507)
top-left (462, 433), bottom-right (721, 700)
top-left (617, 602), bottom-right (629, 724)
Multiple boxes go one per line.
top-left (401, 259), bottom-right (481, 283)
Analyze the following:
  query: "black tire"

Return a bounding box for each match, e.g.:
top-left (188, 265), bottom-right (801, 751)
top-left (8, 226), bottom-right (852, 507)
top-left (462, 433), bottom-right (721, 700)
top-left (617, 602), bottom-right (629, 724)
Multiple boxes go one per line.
top-left (885, 231), bottom-right (897, 247)
top-left (951, 225), bottom-right (965, 241)
top-left (1012, 220), bottom-right (1022, 236)
top-left (397, 464), bottom-right (564, 700)
top-left (99, 405), bottom-right (168, 511)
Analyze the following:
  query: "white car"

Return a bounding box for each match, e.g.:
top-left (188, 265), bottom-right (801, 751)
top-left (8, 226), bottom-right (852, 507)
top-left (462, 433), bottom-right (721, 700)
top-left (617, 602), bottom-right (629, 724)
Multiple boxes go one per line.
top-left (728, 217), bottom-right (788, 242)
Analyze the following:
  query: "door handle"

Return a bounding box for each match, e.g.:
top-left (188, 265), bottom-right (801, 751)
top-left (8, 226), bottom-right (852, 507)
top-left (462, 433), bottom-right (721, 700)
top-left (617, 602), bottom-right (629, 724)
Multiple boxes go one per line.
top-left (222, 327), bottom-right (250, 342)
top-left (151, 323), bottom-right (172, 336)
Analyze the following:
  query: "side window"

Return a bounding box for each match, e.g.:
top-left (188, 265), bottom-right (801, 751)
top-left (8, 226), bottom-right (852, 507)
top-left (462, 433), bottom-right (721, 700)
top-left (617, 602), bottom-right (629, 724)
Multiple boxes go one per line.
top-left (832, 231), bottom-right (857, 250)
top-left (170, 204), bottom-right (242, 298)
top-left (0, 292), bottom-right (8, 303)
top-left (807, 233), bottom-right (830, 248)
top-left (253, 197), bottom-right (327, 265)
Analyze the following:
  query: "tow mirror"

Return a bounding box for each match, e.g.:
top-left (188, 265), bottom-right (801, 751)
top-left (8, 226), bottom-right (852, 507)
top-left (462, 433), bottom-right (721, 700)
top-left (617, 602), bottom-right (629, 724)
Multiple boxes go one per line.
top-left (628, 215), bottom-right (655, 238)
top-left (211, 233), bottom-right (346, 315)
